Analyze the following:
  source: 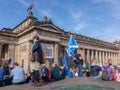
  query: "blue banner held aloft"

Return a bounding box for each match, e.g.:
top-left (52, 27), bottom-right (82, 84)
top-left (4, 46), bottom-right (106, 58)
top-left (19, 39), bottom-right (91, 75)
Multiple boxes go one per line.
top-left (62, 53), bottom-right (69, 75)
top-left (67, 35), bottom-right (78, 61)
top-left (8, 58), bottom-right (12, 68)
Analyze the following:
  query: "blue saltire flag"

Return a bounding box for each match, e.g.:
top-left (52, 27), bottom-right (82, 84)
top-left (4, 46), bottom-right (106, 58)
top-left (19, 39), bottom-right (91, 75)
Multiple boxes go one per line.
top-left (67, 35), bottom-right (78, 60)
top-left (62, 53), bottom-right (69, 75)
top-left (8, 58), bottom-right (12, 68)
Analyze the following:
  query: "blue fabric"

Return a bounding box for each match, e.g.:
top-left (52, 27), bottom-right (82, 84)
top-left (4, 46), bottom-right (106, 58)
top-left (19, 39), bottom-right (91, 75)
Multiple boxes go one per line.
top-left (67, 35), bottom-right (78, 61)
top-left (86, 64), bottom-right (89, 69)
top-left (62, 53), bottom-right (68, 75)
top-left (75, 54), bottom-right (83, 65)
top-left (8, 58), bottom-right (12, 65)
top-left (0, 68), bottom-right (5, 81)
top-left (78, 65), bottom-right (83, 77)
top-left (90, 65), bottom-right (101, 77)
top-left (118, 70), bottom-right (120, 74)
top-left (32, 44), bottom-right (34, 49)
top-left (52, 66), bottom-right (61, 80)
top-left (68, 71), bottom-right (73, 78)
top-left (10, 66), bottom-right (25, 83)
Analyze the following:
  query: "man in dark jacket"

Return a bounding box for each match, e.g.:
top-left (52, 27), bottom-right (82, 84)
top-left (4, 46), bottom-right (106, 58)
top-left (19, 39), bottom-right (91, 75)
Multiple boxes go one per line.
top-left (31, 36), bottom-right (43, 63)
top-left (75, 50), bottom-right (83, 77)
top-left (30, 35), bottom-right (43, 87)
top-left (90, 59), bottom-right (102, 79)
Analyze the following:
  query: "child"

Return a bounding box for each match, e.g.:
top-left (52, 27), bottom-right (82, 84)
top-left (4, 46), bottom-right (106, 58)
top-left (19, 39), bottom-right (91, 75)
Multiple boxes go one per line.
top-left (74, 67), bottom-right (78, 78)
top-left (25, 70), bottom-right (31, 83)
top-left (68, 67), bottom-right (73, 78)
top-left (85, 60), bottom-right (90, 77)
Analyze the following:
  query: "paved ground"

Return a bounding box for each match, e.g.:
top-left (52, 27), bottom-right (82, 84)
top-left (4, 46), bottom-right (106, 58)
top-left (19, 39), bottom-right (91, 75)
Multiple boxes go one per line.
top-left (0, 77), bottom-right (120, 90)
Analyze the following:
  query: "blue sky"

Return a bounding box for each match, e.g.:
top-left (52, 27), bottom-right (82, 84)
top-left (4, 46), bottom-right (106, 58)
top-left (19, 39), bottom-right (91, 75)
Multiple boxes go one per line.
top-left (0, 0), bottom-right (120, 42)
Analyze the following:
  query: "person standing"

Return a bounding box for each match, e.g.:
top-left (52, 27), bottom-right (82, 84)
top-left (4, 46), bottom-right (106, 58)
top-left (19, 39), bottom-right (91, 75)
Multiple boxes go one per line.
top-left (30, 35), bottom-right (43, 86)
top-left (75, 50), bottom-right (83, 77)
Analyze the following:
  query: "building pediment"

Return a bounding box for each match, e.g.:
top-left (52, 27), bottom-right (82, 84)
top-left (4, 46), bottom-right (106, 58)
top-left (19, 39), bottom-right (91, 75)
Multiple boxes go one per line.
top-left (36, 23), bottom-right (62, 34)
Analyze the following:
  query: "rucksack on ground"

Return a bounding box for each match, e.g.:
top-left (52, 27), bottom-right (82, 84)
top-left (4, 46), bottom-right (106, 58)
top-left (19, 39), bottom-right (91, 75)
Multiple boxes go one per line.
top-left (102, 67), bottom-right (109, 81)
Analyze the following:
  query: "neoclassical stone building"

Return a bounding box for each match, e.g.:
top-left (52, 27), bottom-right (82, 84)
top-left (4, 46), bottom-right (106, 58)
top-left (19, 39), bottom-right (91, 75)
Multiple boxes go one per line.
top-left (0, 11), bottom-right (120, 70)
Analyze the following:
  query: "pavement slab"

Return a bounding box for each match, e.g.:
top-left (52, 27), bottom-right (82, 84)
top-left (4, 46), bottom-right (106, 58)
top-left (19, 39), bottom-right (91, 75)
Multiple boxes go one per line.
top-left (0, 77), bottom-right (120, 90)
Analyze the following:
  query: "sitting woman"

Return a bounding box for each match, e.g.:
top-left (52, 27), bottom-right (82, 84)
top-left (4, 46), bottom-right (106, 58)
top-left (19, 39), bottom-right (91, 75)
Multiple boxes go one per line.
top-left (51, 63), bottom-right (61, 80)
top-left (101, 61), bottom-right (114, 81)
top-left (90, 59), bottom-right (102, 79)
top-left (68, 67), bottom-right (73, 78)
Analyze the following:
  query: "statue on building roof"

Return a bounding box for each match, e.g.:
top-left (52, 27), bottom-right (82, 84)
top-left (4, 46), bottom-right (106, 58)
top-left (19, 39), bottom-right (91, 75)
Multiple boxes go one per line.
top-left (42, 16), bottom-right (48, 23)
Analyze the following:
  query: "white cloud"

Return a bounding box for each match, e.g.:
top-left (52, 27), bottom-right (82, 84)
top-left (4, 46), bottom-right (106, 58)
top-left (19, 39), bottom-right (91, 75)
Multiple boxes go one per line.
top-left (88, 26), bottom-right (120, 42)
top-left (92, 0), bottom-right (120, 4)
top-left (51, 1), bottom-right (82, 19)
top-left (39, 9), bottom-right (52, 18)
top-left (18, 0), bottom-right (29, 6)
top-left (92, 0), bottom-right (120, 19)
top-left (69, 8), bottom-right (82, 19)
top-left (75, 22), bottom-right (88, 31)
top-left (92, 0), bottom-right (102, 3)
top-left (38, 8), bottom-right (63, 26)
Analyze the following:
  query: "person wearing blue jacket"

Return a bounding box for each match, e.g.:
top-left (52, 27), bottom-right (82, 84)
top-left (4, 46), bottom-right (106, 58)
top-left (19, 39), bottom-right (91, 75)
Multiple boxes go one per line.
top-left (90, 59), bottom-right (102, 79)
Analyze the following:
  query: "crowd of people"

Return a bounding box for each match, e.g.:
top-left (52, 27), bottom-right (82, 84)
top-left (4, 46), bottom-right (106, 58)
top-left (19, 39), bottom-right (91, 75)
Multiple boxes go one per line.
top-left (0, 35), bottom-right (120, 87)
top-left (0, 58), bottom-right (120, 87)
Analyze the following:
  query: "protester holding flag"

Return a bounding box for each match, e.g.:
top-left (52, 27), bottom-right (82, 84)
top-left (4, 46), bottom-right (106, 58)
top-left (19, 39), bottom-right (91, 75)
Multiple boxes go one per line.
top-left (75, 50), bottom-right (83, 77)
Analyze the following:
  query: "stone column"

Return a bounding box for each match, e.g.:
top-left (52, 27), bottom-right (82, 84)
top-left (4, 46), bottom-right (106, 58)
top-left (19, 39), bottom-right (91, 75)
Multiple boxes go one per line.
top-left (110, 52), bottom-right (112, 60)
top-left (105, 52), bottom-right (108, 60)
top-left (8, 44), bottom-right (15, 62)
top-left (82, 49), bottom-right (85, 61)
top-left (112, 52), bottom-right (114, 60)
top-left (95, 50), bottom-right (98, 62)
top-left (26, 41), bottom-right (32, 71)
top-left (54, 43), bottom-right (59, 65)
top-left (0, 44), bottom-right (2, 61)
top-left (115, 53), bottom-right (118, 65)
top-left (99, 51), bottom-right (102, 64)
top-left (108, 52), bottom-right (110, 59)
top-left (91, 50), bottom-right (94, 61)
top-left (87, 49), bottom-right (90, 62)
top-left (117, 53), bottom-right (119, 64)
top-left (113, 53), bottom-right (116, 65)
top-left (102, 51), bottom-right (105, 65)
top-left (5, 44), bottom-right (8, 60)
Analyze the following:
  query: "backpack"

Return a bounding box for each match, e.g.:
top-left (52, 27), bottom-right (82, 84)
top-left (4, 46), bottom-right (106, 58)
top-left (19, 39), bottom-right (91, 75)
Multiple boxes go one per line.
top-left (41, 66), bottom-right (48, 77)
top-left (102, 67), bottom-right (109, 81)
